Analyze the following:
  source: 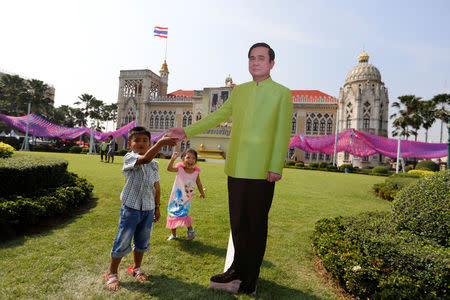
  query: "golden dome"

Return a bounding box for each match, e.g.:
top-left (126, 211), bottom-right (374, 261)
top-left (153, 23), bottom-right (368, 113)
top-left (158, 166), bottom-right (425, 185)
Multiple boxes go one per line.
top-left (357, 51), bottom-right (370, 63)
top-left (160, 60), bottom-right (169, 74)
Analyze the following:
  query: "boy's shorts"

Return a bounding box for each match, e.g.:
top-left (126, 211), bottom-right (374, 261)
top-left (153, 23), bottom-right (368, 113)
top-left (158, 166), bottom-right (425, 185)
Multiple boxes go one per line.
top-left (110, 204), bottom-right (154, 258)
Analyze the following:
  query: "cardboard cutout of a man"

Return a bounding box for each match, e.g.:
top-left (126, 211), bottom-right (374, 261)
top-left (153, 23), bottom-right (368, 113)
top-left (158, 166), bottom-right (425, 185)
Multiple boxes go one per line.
top-left (168, 42), bottom-right (293, 295)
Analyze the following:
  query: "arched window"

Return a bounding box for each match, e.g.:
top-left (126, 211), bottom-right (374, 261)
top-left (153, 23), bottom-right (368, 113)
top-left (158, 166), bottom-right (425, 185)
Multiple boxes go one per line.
top-left (306, 119), bottom-right (312, 132)
top-left (180, 141), bottom-right (185, 152)
top-left (313, 119), bottom-right (319, 132)
top-left (363, 115), bottom-right (370, 129)
top-left (160, 116), bottom-right (164, 129)
top-left (125, 108), bottom-right (135, 124)
top-left (346, 116), bottom-right (352, 129)
top-left (165, 116), bottom-right (170, 128)
top-left (155, 116), bottom-right (159, 129)
top-left (196, 112), bottom-right (202, 121)
top-left (327, 119), bottom-right (333, 134)
top-left (182, 115), bottom-right (187, 127)
top-left (149, 115), bottom-right (154, 128)
top-left (319, 119), bottom-right (326, 133)
top-left (291, 118), bottom-right (297, 134)
top-left (186, 140), bottom-right (190, 149)
top-left (188, 115), bottom-right (192, 126)
top-left (170, 115), bottom-right (175, 127)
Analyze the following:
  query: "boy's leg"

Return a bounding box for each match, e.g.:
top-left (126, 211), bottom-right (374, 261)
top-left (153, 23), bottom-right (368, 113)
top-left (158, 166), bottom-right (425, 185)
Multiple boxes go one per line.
top-left (131, 209), bottom-right (155, 282)
top-left (106, 257), bottom-right (122, 291)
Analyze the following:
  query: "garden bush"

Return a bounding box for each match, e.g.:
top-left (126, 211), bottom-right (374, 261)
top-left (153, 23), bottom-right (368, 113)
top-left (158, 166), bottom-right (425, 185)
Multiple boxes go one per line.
top-left (0, 142), bottom-right (15, 158)
top-left (372, 176), bottom-right (419, 201)
top-left (312, 211), bottom-right (449, 299)
top-left (285, 160), bottom-right (295, 166)
top-left (0, 136), bottom-right (23, 150)
top-left (309, 162), bottom-right (320, 168)
top-left (295, 161), bottom-right (304, 167)
top-left (415, 159), bottom-right (439, 171)
top-left (81, 148), bottom-right (89, 153)
top-left (339, 164), bottom-right (354, 172)
top-left (392, 170), bottom-right (449, 247)
top-left (69, 145), bottom-right (83, 153)
top-left (408, 169), bottom-right (435, 177)
top-left (371, 166), bottom-right (389, 174)
top-left (318, 162), bottom-right (328, 168)
top-left (0, 155), bottom-right (69, 196)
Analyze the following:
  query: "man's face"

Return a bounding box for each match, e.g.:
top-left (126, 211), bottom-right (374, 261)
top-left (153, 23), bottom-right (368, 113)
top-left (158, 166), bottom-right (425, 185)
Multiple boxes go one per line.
top-left (248, 46), bottom-right (274, 81)
top-left (128, 133), bottom-right (150, 155)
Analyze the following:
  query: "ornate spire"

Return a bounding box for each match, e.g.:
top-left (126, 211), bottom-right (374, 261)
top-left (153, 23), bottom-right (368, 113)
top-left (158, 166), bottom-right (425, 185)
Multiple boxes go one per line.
top-left (225, 74), bottom-right (233, 87)
top-left (358, 51), bottom-right (370, 63)
top-left (160, 60), bottom-right (169, 74)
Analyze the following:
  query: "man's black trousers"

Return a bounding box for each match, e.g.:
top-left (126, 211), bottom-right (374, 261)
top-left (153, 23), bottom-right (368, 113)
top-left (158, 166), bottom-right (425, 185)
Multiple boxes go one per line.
top-left (227, 176), bottom-right (275, 291)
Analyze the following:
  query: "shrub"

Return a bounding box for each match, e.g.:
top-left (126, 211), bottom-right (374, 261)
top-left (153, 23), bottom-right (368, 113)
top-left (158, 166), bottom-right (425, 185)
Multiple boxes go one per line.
top-left (0, 137), bottom-right (22, 150)
top-left (318, 162), bottom-right (328, 168)
top-left (0, 155), bottom-right (69, 196)
top-left (69, 146), bottom-right (82, 153)
top-left (372, 166), bottom-right (389, 174)
top-left (373, 176), bottom-right (419, 201)
top-left (392, 170), bottom-right (449, 247)
top-left (81, 148), bottom-right (89, 153)
top-left (295, 162), bottom-right (304, 167)
top-left (309, 162), bottom-right (320, 168)
top-left (285, 160), bottom-right (295, 166)
top-left (339, 164), bottom-right (354, 172)
top-left (312, 212), bottom-right (449, 299)
top-left (408, 169), bottom-right (435, 177)
top-left (0, 142), bottom-right (15, 158)
top-left (415, 159), bottom-right (439, 171)
top-left (389, 172), bottom-right (420, 178)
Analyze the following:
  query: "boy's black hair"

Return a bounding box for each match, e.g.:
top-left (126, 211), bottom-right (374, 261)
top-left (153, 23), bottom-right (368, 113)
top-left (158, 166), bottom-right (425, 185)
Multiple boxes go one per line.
top-left (181, 148), bottom-right (198, 161)
top-left (128, 126), bottom-right (151, 140)
top-left (248, 42), bottom-right (275, 62)
top-left (108, 135), bottom-right (113, 139)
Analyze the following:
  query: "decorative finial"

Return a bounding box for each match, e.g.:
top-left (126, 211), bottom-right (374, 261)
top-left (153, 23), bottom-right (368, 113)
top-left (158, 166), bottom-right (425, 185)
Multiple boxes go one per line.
top-left (358, 51), bottom-right (369, 63)
top-left (225, 74), bottom-right (233, 87)
top-left (160, 60), bottom-right (169, 74)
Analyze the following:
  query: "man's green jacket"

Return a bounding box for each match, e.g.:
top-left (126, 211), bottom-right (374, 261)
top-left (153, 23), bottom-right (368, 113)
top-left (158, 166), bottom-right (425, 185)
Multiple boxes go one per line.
top-left (184, 77), bottom-right (293, 180)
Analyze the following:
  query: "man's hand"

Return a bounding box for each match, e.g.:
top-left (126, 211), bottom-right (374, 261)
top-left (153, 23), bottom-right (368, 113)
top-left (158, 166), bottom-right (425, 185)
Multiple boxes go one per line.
top-left (267, 172), bottom-right (282, 182)
top-left (167, 128), bottom-right (186, 142)
top-left (154, 207), bottom-right (160, 222)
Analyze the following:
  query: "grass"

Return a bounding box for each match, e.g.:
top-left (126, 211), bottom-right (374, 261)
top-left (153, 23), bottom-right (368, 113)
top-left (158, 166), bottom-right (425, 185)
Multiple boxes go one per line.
top-left (0, 152), bottom-right (390, 299)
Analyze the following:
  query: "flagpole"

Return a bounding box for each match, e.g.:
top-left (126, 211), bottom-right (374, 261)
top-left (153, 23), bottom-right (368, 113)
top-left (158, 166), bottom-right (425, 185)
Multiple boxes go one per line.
top-left (164, 36), bottom-right (168, 61)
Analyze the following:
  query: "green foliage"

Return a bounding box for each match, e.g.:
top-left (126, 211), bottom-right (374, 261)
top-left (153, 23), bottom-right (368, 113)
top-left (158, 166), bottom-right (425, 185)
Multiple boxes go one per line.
top-left (309, 162), bottom-right (319, 168)
top-left (0, 142), bottom-right (15, 158)
top-left (371, 166), bottom-right (389, 174)
top-left (0, 137), bottom-right (22, 151)
top-left (117, 149), bottom-right (129, 156)
top-left (318, 162), bottom-right (328, 168)
top-left (339, 164), bottom-right (354, 172)
top-left (372, 176), bottom-right (419, 201)
top-left (81, 147), bottom-right (89, 153)
top-left (285, 160), bottom-right (295, 166)
top-left (69, 145), bottom-right (83, 153)
top-left (415, 159), bottom-right (439, 171)
top-left (295, 161), bottom-right (304, 167)
top-left (312, 212), bottom-right (449, 299)
top-left (392, 170), bottom-right (449, 246)
top-left (0, 154), bottom-right (69, 196)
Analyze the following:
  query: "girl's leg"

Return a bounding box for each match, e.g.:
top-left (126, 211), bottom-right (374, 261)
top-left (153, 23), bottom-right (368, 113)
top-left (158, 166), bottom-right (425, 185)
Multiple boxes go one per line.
top-left (171, 228), bottom-right (177, 236)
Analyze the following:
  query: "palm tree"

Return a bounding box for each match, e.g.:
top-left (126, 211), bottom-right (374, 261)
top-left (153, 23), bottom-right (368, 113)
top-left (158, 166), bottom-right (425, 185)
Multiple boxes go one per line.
top-left (0, 74), bottom-right (29, 116)
top-left (390, 95), bottom-right (422, 140)
top-left (431, 94), bottom-right (450, 143)
top-left (88, 98), bottom-right (105, 131)
top-left (101, 103), bottom-right (118, 131)
top-left (27, 79), bottom-right (54, 120)
top-left (74, 93), bottom-right (96, 127)
top-left (418, 100), bottom-right (437, 142)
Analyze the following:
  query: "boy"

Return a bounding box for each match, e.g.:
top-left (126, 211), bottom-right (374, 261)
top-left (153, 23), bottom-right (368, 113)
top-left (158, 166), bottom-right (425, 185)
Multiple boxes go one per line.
top-left (105, 126), bottom-right (176, 291)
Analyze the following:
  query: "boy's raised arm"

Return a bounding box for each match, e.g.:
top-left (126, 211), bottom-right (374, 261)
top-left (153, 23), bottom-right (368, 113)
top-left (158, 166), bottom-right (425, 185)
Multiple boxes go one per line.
top-left (136, 136), bottom-right (177, 165)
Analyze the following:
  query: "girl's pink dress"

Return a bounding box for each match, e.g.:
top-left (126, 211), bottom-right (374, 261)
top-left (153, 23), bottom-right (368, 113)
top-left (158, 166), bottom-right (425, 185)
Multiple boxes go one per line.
top-left (166, 163), bottom-right (201, 229)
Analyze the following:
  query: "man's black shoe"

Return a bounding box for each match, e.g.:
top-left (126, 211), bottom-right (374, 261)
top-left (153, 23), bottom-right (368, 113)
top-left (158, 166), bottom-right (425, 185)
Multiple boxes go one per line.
top-left (209, 268), bottom-right (239, 283)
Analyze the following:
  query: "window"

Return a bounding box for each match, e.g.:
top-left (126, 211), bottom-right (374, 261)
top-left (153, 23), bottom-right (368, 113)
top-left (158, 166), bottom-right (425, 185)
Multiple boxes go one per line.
top-left (182, 115), bottom-right (187, 127)
top-left (326, 154), bottom-right (330, 161)
top-left (160, 117), bottom-right (164, 129)
top-left (319, 153), bottom-right (324, 160)
top-left (165, 116), bottom-right (169, 128)
top-left (288, 148), bottom-right (294, 158)
top-left (155, 116), bottom-right (159, 129)
top-left (188, 115), bottom-right (192, 126)
top-left (346, 116), bottom-right (352, 129)
top-left (344, 152), bottom-right (349, 160)
top-left (362, 156), bottom-right (369, 162)
top-left (313, 119), bottom-right (319, 132)
top-left (180, 141), bottom-right (185, 152)
top-left (186, 140), bottom-right (190, 149)
top-left (149, 115), bottom-right (154, 128)
top-left (291, 117), bottom-right (297, 134)
top-left (327, 119), bottom-right (333, 134)
top-left (305, 152), bottom-right (310, 159)
top-left (363, 115), bottom-right (370, 129)
top-left (312, 153), bottom-right (317, 160)
top-left (306, 119), bottom-right (312, 132)
top-left (320, 119), bottom-right (326, 133)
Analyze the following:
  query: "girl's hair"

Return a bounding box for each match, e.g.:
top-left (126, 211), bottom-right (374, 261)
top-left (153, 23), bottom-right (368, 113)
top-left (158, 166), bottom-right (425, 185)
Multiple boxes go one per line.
top-left (181, 148), bottom-right (198, 161)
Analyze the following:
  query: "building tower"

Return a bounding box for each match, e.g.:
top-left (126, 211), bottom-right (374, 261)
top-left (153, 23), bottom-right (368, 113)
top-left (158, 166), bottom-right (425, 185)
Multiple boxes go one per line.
top-left (337, 51), bottom-right (389, 167)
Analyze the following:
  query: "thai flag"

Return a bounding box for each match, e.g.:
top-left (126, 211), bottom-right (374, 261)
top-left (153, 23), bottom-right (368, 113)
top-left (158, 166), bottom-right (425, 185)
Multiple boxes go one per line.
top-left (154, 26), bottom-right (168, 38)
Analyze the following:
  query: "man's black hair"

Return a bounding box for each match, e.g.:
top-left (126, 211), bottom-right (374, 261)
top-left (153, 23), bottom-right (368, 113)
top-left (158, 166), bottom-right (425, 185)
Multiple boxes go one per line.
top-left (248, 42), bottom-right (275, 62)
top-left (128, 126), bottom-right (151, 140)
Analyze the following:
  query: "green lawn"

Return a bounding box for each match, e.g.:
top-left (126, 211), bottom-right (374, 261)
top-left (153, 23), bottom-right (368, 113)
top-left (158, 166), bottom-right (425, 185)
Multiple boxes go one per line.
top-left (0, 152), bottom-right (390, 299)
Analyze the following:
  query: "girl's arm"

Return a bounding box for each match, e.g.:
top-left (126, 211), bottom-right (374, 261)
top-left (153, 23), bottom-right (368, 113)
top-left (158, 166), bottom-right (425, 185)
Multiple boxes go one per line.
top-left (153, 181), bottom-right (160, 222)
top-left (167, 152), bottom-right (179, 172)
top-left (196, 175), bottom-right (205, 199)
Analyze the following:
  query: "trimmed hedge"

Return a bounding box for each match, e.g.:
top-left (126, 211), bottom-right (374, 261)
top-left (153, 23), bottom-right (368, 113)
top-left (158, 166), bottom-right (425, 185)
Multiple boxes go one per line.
top-left (392, 170), bottom-right (449, 247)
top-left (372, 166), bottom-right (389, 174)
top-left (0, 155), bottom-right (69, 196)
top-left (373, 176), bottom-right (419, 201)
top-left (0, 172), bottom-right (93, 233)
top-left (312, 212), bottom-right (449, 299)
top-left (415, 159), bottom-right (440, 171)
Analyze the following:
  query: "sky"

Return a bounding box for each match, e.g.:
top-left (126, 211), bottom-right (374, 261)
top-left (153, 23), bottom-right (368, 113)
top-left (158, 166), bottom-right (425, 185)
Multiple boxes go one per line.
top-left (0, 0), bottom-right (449, 142)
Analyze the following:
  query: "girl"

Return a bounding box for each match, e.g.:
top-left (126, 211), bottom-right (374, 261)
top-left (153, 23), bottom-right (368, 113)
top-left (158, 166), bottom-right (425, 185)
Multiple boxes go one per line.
top-left (166, 149), bottom-right (205, 240)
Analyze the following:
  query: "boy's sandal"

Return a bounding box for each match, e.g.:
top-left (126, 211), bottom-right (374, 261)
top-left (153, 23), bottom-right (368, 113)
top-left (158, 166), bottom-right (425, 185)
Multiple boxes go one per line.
top-left (187, 229), bottom-right (195, 241)
top-left (105, 273), bottom-right (119, 291)
top-left (128, 267), bottom-right (148, 282)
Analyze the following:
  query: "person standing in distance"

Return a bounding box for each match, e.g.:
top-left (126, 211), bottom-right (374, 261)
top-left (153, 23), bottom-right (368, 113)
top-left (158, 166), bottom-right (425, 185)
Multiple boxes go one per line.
top-left (168, 42), bottom-right (293, 295)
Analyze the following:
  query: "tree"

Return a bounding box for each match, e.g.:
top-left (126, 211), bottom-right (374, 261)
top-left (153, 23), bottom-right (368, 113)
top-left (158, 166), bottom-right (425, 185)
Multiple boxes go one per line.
top-left (0, 74), bottom-right (29, 116)
top-left (28, 79), bottom-right (54, 120)
top-left (101, 103), bottom-right (118, 131)
top-left (431, 94), bottom-right (450, 143)
top-left (74, 93), bottom-right (96, 127)
top-left (390, 95), bottom-right (423, 141)
top-left (418, 100), bottom-right (437, 142)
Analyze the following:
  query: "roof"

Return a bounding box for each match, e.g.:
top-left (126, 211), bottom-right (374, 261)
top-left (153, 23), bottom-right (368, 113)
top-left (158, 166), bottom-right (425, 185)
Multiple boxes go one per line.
top-left (167, 89), bottom-right (195, 97)
top-left (291, 90), bottom-right (338, 103)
